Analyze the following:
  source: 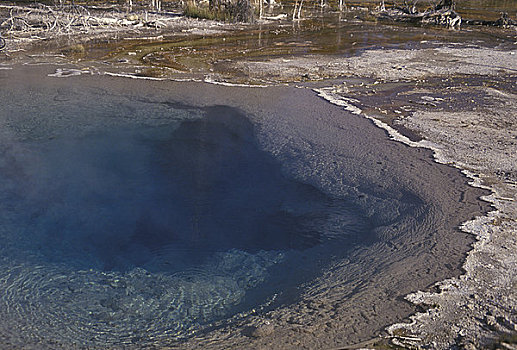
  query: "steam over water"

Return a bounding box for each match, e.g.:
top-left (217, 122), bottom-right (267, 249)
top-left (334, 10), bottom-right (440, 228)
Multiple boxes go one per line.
top-left (0, 79), bottom-right (376, 347)
top-left (0, 67), bottom-right (487, 349)
top-left (13, 108), bottom-right (367, 272)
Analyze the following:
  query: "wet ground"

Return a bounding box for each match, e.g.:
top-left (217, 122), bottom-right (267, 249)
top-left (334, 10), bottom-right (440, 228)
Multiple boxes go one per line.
top-left (2, 0), bottom-right (516, 84)
top-left (83, 10), bottom-right (516, 84)
top-left (314, 73), bottom-right (517, 145)
top-left (46, 0), bottom-right (510, 83)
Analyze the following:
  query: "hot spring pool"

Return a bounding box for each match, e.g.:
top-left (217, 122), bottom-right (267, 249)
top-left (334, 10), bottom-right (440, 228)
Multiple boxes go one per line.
top-left (0, 66), bottom-right (487, 349)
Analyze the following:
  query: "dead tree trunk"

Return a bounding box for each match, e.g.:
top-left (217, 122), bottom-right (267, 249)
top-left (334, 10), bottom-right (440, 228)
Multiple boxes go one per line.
top-left (339, 0), bottom-right (347, 12)
top-left (296, 0), bottom-right (303, 19)
top-left (150, 0), bottom-right (162, 11)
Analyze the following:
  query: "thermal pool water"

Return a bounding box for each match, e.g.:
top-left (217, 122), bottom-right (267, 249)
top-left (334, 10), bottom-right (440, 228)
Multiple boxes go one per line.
top-left (0, 66), bottom-right (488, 348)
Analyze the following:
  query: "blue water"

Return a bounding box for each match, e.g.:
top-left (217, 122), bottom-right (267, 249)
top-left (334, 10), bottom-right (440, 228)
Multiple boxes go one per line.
top-left (0, 98), bottom-right (372, 346)
top-left (10, 105), bottom-right (365, 271)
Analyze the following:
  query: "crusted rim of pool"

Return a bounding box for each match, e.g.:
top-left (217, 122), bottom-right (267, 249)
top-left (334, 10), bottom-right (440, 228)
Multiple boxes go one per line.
top-left (0, 64), bottom-right (494, 349)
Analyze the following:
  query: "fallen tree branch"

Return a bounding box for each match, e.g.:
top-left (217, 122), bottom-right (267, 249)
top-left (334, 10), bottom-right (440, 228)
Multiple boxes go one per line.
top-left (0, 2), bottom-right (179, 44)
top-left (375, 0), bottom-right (461, 28)
top-left (463, 12), bottom-right (516, 28)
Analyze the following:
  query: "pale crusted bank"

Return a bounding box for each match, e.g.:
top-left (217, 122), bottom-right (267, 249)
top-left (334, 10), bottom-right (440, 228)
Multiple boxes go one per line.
top-left (224, 46), bottom-right (517, 83)
top-left (314, 45), bottom-right (517, 348)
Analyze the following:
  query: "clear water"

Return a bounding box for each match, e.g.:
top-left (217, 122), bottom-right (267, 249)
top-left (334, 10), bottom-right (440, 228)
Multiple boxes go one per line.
top-left (0, 83), bottom-right (373, 347)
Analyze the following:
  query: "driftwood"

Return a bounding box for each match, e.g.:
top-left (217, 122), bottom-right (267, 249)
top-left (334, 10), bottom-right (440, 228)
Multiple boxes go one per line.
top-left (375, 0), bottom-right (461, 28)
top-left (0, 3), bottom-right (177, 42)
top-left (464, 12), bottom-right (516, 28)
top-left (0, 4), bottom-right (92, 34)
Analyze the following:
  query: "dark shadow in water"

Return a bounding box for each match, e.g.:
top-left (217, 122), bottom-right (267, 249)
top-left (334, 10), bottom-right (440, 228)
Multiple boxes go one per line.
top-left (21, 105), bottom-right (368, 274)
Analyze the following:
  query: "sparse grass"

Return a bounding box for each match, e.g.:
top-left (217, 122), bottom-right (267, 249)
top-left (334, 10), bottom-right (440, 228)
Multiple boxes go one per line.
top-left (183, 0), bottom-right (254, 22)
top-left (183, 1), bottom-right (226, 21)
top-left (61, 44), bottom-right (86, 56)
